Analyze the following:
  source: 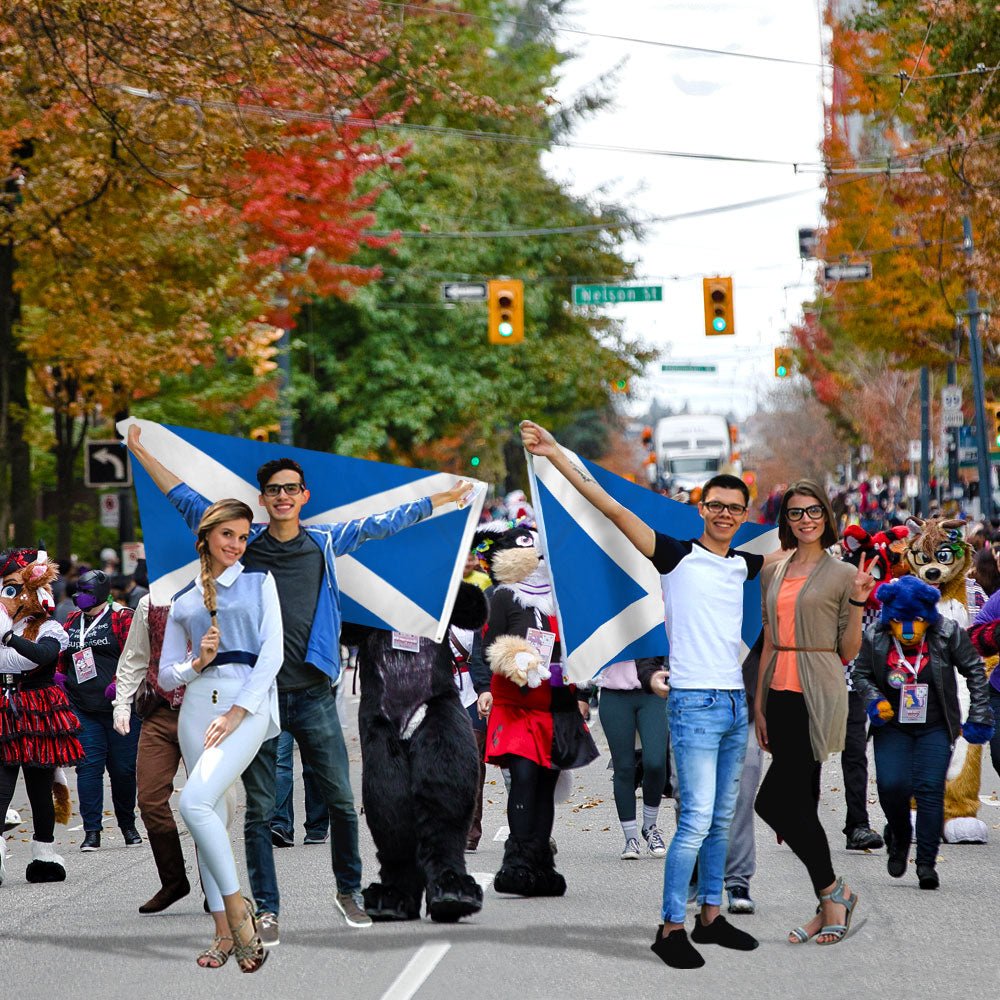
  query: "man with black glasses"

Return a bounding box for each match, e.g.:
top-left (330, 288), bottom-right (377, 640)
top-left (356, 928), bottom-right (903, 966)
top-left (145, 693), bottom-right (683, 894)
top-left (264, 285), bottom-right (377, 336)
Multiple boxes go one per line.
top-left (520, 420), bottom-right (763, 970)
top-left (127, 427), bottom-right (469, 943)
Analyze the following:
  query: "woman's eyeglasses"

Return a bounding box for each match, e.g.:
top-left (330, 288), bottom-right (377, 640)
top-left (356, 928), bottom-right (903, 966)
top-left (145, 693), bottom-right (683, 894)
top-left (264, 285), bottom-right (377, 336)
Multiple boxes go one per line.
top-left (262, 482), bottom-right (305, 497)
top-left (786, 504), bottom-right (825, 521)
top-left (702, 500), bottom-right (748, 516)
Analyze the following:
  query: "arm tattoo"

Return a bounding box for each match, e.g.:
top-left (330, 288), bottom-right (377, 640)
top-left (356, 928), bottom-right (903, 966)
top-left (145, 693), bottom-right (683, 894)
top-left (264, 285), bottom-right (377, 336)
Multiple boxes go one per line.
top-left (571, 462), bottom-right (595, 484)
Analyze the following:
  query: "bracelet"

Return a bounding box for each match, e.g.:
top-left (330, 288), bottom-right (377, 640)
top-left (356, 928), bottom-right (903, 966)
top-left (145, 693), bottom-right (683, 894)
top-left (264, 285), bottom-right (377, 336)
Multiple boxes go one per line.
top-left (1, 629), bottom-right (13, 646)
top-left (848, 598), bottom-right (867, 607)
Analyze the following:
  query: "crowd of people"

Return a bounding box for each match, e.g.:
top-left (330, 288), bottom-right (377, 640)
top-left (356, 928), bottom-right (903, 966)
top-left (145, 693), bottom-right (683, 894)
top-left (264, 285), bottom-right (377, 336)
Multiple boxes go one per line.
top-left (2, 419), bottom-right (1000, 974)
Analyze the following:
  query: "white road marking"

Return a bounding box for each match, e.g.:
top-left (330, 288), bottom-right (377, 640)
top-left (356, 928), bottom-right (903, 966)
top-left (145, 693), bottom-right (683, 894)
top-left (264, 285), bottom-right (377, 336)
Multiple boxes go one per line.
top-left (493, 825), bottom-right (509, 842)
top-left (470, 872), bottom-right (494, 890)
top-left (67, 824), bottom-right (83, 832)
top-left (978, 795), bottom-right (1000, 807)
top-left (379, 942), bottom-right (451, 1000)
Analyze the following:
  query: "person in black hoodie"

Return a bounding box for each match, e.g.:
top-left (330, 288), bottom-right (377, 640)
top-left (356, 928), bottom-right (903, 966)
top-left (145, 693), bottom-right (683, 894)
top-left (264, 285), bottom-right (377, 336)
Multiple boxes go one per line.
top-left (61, 570), bottom-right (140, 852)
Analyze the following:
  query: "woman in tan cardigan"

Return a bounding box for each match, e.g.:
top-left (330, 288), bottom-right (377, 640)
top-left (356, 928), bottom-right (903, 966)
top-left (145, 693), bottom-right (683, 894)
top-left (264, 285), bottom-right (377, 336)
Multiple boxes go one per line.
top-left (753, 480), bottom-right (875, 946)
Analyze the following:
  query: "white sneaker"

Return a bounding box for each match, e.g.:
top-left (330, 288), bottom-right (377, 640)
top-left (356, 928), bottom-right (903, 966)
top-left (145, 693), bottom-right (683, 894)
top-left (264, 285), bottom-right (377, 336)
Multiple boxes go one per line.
top-left (620, 837), bottom-right (641, 860)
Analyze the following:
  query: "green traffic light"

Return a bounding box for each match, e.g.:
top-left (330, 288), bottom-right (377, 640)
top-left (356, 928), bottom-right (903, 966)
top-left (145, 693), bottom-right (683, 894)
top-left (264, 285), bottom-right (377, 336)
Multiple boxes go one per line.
top-left (498, 321), bottom-right (514, 338)
top-left (776, 365), bottom-right (788, 377)
top-left (712, 317), bottom-right (727, 332)
top-left (470, 456), bottom-right (481, 467)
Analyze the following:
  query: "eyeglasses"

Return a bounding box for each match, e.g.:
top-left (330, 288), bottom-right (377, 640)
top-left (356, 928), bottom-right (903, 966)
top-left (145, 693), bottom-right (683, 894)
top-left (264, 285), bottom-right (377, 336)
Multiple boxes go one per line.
top-left (786, 504), bottom-right (825, 521)
top-left (702, 500), bottom-right (748, 516)
top-left (262, 482), bottom-right (305, 497)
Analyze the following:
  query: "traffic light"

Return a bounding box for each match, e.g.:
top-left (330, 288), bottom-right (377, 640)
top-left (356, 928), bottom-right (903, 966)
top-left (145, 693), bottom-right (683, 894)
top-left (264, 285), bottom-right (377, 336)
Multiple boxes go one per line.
top-left (469, 455), bottom-right (481, 468)
top-left (250, 423), bottom-right (280, 442)
top-left (488, 278), bottom-right (524, 344)
top-left (986, 401), bottom-right (1000, 448)
top-left (703, 276), bottom-right (734, 336)
top-left (774, 347), bottom-right (793, 378)
top-left (610, 376), bottom-right (630, 394)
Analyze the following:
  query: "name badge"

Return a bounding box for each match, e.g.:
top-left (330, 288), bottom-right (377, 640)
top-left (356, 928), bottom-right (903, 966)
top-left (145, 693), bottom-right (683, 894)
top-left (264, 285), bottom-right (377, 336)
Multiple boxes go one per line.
top-left (391, 632), bottom-right (421, 653)
top-left (72, 647), bottom-right (98, 683)
top-left (899, 683), bottom-right (929, 724)
top-left (525, 628), bottom-right (556, 670)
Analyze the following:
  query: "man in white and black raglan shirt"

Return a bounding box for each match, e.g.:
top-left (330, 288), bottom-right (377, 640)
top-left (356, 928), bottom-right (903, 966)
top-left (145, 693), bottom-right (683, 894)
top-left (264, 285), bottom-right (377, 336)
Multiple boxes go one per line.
top-left (520, 420), bottom-right (763, 970)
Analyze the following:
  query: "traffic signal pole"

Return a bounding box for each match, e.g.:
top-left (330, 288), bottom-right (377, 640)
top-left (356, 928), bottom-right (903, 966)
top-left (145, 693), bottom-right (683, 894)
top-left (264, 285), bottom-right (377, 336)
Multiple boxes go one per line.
top-left (964, 216), bottom-right (993, 521)
top-left (919, 366), bottom-right (930, 516)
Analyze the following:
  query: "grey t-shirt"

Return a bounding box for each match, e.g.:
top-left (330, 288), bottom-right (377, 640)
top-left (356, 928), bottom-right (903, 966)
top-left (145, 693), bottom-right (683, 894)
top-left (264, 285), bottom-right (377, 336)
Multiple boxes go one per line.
top-left (244, 528), bottom-right (326, 691)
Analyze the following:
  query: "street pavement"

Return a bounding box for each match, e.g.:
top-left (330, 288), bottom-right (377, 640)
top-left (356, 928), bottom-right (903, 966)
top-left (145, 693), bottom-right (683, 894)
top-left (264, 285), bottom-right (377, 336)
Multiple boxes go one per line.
top-left (4, 681), bottom-right (1000, 1000)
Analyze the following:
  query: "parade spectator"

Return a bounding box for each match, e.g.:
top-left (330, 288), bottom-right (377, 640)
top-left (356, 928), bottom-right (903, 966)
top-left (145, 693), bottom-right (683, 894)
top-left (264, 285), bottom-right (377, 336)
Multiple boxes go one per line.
top-left (159, 498), bottom-right (280, 972)
top-left (61, 570), bottom-right (141, 852)
top-left (112, 595), bottom-right (191, 913)
top-left (755, 480), bottom-right (873, 945)
top-left (596, 658), bottom-right (668, 862)
top-left (520, 419), bottom-right (760, 970)
top-left (857, 576), bottom-right (993, 890)
top-left (111, 574), bottom-right (149, 611)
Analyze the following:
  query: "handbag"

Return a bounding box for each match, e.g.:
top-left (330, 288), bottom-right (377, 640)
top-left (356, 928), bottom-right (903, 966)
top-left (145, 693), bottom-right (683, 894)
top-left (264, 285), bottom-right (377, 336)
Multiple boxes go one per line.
top-left (133, 677), bottom-right (165, 720)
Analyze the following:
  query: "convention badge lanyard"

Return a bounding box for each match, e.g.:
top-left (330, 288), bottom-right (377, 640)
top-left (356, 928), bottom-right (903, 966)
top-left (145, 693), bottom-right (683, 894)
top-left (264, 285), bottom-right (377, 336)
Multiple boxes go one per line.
top-left (889, 635), bottom-right (929, 724)
top-left (72, 605), bottom-right (109, 683)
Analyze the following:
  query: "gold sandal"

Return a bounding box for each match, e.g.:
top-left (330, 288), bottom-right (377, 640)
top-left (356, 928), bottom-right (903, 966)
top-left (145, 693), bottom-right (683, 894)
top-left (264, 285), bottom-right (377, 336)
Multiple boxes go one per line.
top-left (230, 897), bottom-right (268, 974)
top-left (196, 935), bottom-right (232, 969)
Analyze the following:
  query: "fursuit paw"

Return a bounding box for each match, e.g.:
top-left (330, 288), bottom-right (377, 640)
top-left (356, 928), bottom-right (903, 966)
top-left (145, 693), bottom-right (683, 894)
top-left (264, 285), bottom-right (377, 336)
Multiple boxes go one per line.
top-left (961, 720), bottom-right (994, 745)
top-left (361, 882), bottom-right (421, 921)
top-left (866, 698), bottom-right (893, 726)
top-left (426, 871), bottom-right (483, 923)
top-left (487, 636), bottom-right (542, 688)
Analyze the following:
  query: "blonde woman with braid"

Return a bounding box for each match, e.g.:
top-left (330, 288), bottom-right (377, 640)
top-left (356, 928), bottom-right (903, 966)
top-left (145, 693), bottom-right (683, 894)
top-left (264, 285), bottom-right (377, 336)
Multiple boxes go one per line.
top-left (159, 499), bottom-right (282, 973)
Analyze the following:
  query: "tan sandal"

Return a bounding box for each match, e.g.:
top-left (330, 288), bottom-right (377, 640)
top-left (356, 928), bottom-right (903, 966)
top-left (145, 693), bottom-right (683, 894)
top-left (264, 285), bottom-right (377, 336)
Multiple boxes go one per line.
top-left (230, 897), bottom-right (268, 974)
top-left (196, 935), bottom-right (232, 969)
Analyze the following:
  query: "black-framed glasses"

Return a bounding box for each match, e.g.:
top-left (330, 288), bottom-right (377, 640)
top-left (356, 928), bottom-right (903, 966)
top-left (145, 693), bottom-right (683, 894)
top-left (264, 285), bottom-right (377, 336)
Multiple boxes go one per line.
top-left (786, 504), bottom-right (825, 521)
top-left (702, 500), bottom-right (747, 516)
top-left (262, 482), bottom-right (305, 497)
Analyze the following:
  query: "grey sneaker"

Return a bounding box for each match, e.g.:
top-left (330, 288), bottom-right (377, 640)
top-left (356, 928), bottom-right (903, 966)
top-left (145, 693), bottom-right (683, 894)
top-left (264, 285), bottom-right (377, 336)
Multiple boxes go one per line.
top-left (335, 890), bottom-right (373, 928)
top-left (620, 837), bottom-right (642, 860)
top-left (257, 911), bottom-right (280, 947)
top-left (642, 825), bottom-right (667, 858)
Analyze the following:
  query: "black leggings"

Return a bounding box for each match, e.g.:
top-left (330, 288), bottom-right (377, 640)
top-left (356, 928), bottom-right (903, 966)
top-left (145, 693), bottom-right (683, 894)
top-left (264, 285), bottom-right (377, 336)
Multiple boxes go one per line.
top-left (506, 756), bottom-right (560, 842)
top-left (754, 690), bottom-right (836, 894)
top-left (0, 764), bottom-right (55, 842)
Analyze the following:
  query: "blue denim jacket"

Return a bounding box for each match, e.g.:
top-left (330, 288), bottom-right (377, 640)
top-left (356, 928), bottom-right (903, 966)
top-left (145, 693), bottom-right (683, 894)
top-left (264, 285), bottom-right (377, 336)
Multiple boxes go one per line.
top-left (167, 482), bottom-right (433, 682)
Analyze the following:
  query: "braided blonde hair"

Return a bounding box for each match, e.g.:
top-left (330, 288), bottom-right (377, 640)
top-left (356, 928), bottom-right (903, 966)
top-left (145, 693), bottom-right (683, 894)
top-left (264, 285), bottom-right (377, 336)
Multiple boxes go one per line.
top-left (195, 499), bottom-right (254, 617)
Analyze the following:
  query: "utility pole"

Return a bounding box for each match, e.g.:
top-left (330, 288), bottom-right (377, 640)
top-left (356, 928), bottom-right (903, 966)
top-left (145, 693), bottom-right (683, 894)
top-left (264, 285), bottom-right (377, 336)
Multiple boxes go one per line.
top-left (946, 357), bottom-right (960, 502)
top-left (964, 216), bottom-right (993, 521)
top-left (919, 366), bottom-right (930, 516)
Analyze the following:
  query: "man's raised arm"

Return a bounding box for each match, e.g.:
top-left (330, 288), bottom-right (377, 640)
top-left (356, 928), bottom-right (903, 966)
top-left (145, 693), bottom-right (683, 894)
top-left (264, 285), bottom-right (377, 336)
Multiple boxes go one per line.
top-left (126, 424), bottom-right (182, 495)
top-left (520, 420), bottom-right (655, 558)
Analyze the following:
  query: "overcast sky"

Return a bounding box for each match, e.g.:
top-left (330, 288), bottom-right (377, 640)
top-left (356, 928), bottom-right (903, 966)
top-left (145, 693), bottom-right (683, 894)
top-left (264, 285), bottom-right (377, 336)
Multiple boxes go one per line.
top-left (544, 0), bottom-right (827, 420)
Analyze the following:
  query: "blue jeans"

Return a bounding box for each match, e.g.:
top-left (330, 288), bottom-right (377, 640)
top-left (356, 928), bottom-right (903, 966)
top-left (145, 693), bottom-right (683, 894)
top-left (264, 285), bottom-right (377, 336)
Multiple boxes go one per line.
top-left (271, 728), bottom-right (330, 840)
top-left (873, 723), bottom-right (952, 866)
top-left (74, 708), bottom-right (141, 833)
top-left (242, 683), bottom-right (360, 915)
top-left (662, 689), bottom-right (747, 923)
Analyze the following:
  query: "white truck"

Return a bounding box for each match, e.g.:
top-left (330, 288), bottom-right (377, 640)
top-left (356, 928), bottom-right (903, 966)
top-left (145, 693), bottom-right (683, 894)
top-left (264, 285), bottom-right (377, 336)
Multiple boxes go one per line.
top-left (653, 414), bottom-right (735, 493)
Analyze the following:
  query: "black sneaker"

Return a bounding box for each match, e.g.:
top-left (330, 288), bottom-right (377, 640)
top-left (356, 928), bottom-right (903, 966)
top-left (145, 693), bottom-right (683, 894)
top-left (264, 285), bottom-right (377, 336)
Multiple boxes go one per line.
top-left (884, 824), bottom-right (908, 878)
top-left (726, 885), bottom-right (756, 915)
top-left (80, 831), bottom-right (100, 852)
top-left (916, 864), bottom-right (939, 890)
top-left (846, 826), bottom-right (884, 851)
top-left (271, 829), bottom-right (294, 848)
top-left (122, 827), bottom-right (143, 847)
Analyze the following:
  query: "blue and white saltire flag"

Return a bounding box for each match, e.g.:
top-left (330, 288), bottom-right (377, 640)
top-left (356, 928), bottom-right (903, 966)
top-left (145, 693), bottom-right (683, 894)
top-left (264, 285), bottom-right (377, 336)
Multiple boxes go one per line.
top-left (526, 447), bottom-right (779, 683)
top-left (117, 418), bottom-right (487, 642)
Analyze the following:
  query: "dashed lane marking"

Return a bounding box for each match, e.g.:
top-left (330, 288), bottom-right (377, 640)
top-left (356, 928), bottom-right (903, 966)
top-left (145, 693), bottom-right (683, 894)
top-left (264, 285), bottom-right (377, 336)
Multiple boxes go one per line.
top-left (379, 942), bottom-right (451, 1000)
top-left (470, 872), bottom-right (494, 890)
top-left (492, 825), bottom-right (509, 842)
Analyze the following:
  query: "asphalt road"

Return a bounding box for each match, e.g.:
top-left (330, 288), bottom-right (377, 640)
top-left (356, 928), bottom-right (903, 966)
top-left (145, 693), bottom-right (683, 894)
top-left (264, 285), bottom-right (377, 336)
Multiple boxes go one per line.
top-left (4, 683), bottom-right (1000, 1000)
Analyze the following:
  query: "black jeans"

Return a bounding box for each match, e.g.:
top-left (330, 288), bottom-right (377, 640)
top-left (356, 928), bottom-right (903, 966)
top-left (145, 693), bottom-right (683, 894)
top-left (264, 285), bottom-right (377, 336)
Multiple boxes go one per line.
top-left (989, 688), bottom-right (1000, 782)
top-left (841, 689), bottom-right (872, 834)
top-left (755, 690), bottom-right (836, 894)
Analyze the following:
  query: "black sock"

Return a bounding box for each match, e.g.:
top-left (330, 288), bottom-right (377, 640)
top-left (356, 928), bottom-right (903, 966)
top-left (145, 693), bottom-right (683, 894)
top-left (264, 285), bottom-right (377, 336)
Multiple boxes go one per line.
top-left (691, 914), bottom-right (759, 951)
top-left (650, 926), bottom-right (705, 969)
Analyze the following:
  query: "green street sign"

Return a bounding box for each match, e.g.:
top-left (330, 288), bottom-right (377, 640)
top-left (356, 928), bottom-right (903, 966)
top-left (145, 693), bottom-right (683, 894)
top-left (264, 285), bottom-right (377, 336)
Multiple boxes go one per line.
top-left (573, 284), bottom-right (663, 305)
top-left (661, 363), bottom-right (717, 373)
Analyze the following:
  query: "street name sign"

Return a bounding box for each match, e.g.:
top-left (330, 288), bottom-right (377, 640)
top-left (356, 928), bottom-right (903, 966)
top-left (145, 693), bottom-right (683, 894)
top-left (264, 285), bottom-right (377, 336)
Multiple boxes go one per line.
top-left (573, 284), bottom-right (663, 305)
top-left (441, 282), bottom-right (488, 302)
top-left (661, 363), bottom-right (718, 373)
top-left (823, 262), bottom-right (872, 282)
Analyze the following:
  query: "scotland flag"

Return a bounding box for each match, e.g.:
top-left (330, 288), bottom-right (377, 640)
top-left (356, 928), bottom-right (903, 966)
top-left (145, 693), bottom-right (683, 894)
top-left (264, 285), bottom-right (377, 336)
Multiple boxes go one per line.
top-left (117, 418), bottom-right (486, 642)
top-left (527, 448), bottom-right (778, 683)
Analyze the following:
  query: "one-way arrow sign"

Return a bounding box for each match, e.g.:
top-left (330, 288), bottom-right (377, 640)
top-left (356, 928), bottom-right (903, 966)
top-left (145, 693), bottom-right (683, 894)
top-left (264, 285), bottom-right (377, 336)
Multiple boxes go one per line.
top-left (85, 440), bottom-right (132, 488)
top-left (441, 282), bottom-right (488, 302)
